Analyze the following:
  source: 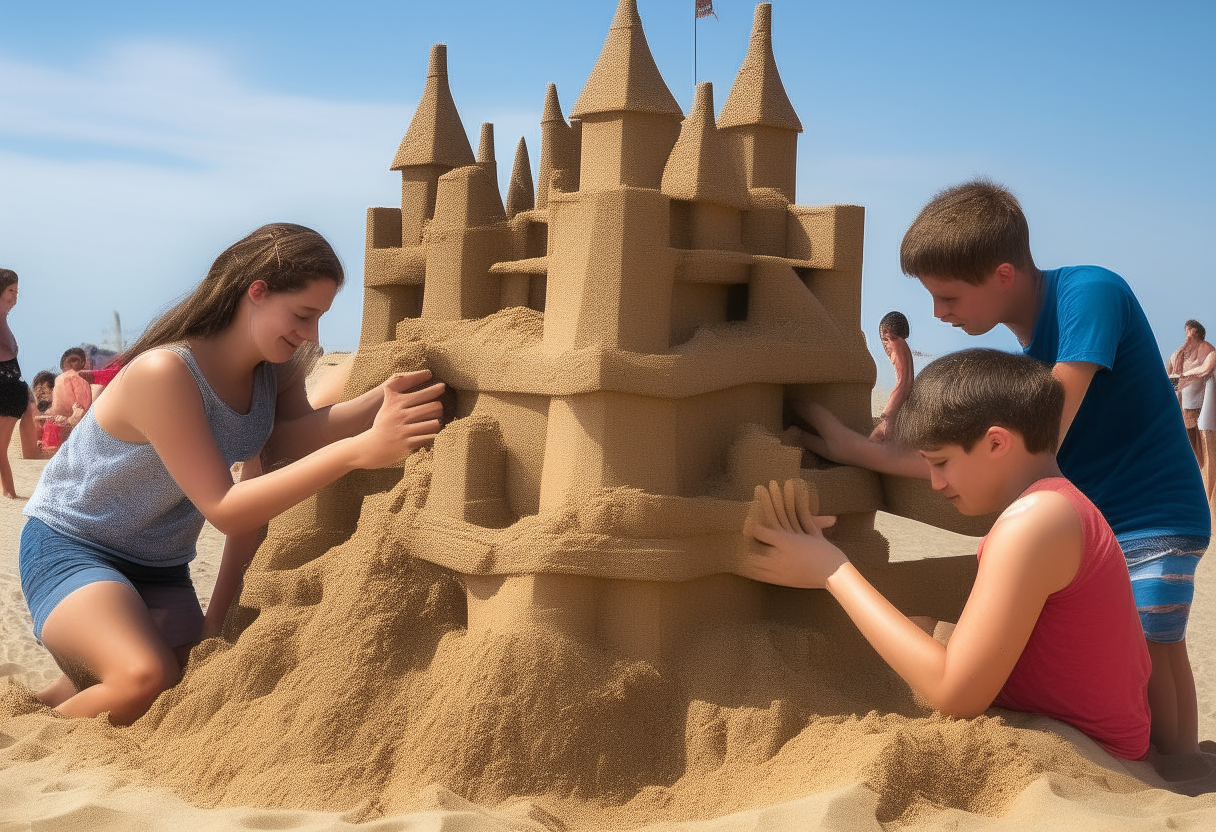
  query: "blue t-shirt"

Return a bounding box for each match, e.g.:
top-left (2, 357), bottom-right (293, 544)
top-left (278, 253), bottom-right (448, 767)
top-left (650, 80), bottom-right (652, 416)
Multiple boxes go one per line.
top-left (1024, 266), bottom-right (1209, 542)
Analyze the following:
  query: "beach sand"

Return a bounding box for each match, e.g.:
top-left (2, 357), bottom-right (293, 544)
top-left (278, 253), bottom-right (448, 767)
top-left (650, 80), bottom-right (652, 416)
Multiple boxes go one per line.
top-left (3, 391), bottom-right (1216, 830)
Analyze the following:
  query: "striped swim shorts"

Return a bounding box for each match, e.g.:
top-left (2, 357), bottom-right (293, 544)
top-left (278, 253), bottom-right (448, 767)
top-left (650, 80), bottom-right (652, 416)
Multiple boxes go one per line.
top-left (1119, 533), bottom-right (1208, 644)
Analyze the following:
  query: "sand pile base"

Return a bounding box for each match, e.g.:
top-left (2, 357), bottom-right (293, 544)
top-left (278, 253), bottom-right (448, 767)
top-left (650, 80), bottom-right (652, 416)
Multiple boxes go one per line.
top-left (0, 445), bottom-right (1179, 831)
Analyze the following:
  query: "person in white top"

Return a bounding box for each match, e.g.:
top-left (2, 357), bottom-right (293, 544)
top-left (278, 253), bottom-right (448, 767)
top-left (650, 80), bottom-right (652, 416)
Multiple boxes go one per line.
top-left (1168, 319), bottom-right (1215, 461)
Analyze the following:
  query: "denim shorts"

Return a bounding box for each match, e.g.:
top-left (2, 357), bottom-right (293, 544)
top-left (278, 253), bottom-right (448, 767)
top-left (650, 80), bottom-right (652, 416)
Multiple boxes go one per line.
top-left (19, 517), bottom-right (204, 647)
top-left (1119, 533), bottom-right (1208, 644)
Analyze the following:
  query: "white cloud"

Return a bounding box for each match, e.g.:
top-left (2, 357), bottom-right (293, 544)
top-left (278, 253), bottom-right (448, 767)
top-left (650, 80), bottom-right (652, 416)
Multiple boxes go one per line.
top-left (0, 41), bottom-right (419, 372)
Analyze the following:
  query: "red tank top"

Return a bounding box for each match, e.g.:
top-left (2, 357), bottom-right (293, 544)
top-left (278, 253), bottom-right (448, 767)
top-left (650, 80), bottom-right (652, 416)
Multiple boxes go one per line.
top-left (978, 478), bottom-right (1150, 760)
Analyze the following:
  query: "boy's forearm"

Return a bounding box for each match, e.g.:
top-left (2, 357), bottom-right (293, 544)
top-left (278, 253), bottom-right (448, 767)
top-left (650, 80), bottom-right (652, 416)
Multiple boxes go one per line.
top-left (825, 563), bottom-right (952, 707)
top-left (839, 438), bottom-right (928, 479)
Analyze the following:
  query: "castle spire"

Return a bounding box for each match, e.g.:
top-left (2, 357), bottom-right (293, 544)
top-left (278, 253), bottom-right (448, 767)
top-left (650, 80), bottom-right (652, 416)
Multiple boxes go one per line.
top-left (505, 137), bottom-right (535, 218)
top-left (477, 122), bottom-right (495, 167)
top-left (542, 82), bottom-right (565, 125)
top-left (718, 4), bottom-right (802, 132)
top-left (391, 44), bottom-right (476, 171)
top-left (661, 83), bottom-right (748, 209)
top-left (570, 0), bottom-right (683, 121)
top-left (537, 83), bottom-right (579, 208)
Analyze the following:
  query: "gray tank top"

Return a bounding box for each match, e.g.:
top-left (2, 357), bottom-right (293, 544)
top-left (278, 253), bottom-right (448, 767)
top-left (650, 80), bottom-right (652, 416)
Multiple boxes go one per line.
top-left (24, 344), bottom-right (277, 567)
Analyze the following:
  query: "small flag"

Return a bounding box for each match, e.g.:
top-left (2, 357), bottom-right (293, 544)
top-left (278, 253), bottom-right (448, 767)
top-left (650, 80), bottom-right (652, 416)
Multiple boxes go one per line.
top-left (696, 0), bottom-right (717, 20)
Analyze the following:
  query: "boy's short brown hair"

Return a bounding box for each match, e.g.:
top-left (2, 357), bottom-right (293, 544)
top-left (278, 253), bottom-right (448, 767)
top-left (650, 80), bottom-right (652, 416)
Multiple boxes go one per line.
top-left (1186, 319), bottom-right (1206, 341)
top-left (893, 349), bottom-right (1063, 454)
top-left (900, 179), bottom-right (1036, 285)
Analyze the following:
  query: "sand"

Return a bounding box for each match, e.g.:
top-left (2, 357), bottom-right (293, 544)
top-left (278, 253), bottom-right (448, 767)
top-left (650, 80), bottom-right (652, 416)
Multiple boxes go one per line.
top-left (4, 396), bottom-right (1216, 830)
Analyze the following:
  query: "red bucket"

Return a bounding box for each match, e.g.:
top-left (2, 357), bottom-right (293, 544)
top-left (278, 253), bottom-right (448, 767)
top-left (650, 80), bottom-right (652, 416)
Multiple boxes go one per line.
top-left (42, 421), bottom-right (62, 450)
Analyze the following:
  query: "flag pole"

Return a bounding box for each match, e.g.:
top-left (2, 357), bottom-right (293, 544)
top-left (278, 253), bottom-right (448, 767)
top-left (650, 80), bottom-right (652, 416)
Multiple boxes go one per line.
top-left (693, 1), bottom-right (698, 90)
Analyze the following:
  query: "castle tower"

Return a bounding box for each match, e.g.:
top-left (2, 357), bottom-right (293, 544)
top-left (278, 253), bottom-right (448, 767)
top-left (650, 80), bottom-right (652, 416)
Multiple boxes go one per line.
top-left (569, 0), bottom-right (684, 192)
top-left (662, 82), bottom-right (749, 345)
top-left (536, 84), bottom-right (580, 209)
top-left (392, 44), bottom-right (476, 243)
top-left (419, 124), bottom-right (509, 321)
top-left (543, 0), bottom-right (684, 355)
top-left (505, 137), bottom-right (535, 219)
top-left (718, 3), bottom-right (802, 202)
top-left (719, 4), bottom-right (802, 257)
top-left (360, 44), bottom-right (475, 345)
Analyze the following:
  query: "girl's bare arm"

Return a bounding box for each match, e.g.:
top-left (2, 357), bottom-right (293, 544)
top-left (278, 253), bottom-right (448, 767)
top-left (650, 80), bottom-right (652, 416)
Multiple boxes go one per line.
top-left (263, 369), bottom-right (440, 462)
top-left (96, 352), bottom-right (442, 536)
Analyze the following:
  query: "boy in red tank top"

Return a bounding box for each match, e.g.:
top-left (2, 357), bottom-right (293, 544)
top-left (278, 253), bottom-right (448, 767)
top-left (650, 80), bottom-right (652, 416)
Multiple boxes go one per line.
top-left (740, 348), bottom-right (1151, 760)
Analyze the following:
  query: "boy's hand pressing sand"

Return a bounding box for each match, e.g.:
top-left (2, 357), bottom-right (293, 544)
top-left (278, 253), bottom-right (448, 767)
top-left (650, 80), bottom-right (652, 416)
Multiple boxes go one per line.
top-left (741, 479), bottom-right (840, 589)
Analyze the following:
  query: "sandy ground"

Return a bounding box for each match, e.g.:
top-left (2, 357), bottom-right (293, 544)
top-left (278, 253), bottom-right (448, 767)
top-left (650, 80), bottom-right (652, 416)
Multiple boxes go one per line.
top-left (3, 392), bottom-right (1216, 830)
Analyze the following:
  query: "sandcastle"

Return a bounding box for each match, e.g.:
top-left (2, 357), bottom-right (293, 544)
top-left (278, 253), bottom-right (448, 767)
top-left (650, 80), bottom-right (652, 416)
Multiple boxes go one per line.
top-left (341, 0), bottom-right (987, 659)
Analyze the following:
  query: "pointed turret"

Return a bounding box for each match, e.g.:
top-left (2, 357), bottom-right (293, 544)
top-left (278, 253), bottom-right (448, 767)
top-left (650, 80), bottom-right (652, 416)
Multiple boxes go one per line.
top-left (505, 137), bottom-right (535, 218)
top-left (570, 0), bottom-right (684, 191)
top-left (537, 83), bottom-right (579, 209)
top-left (718, 4), bottom-right (802, 202)
top-left (662, 83), bottom-right (748, 209)
top-left (718, 4), bottom-right (802, 133)
top-left (392, 44), bottom-right (475, 171)
top-left (571, 0), bottom-right (683, 121)
top-left (390, 45), bottom-right (477, 249)
top-left (477, 122), bottom-right (496, 168)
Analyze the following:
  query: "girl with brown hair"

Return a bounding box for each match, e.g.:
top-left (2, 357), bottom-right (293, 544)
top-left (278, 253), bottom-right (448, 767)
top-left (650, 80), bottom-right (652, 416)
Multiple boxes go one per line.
top-left (19, 223), bottom-right (446, 725)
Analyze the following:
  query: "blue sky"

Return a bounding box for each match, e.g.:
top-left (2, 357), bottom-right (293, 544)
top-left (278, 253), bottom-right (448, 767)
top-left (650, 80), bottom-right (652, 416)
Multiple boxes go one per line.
top-left (2, 0), bottom-right (1213, 386)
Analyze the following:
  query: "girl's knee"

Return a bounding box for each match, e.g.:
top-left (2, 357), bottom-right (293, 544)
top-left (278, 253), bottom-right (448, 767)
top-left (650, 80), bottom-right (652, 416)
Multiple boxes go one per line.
top-left (118, 654), bottom-right (180, 706)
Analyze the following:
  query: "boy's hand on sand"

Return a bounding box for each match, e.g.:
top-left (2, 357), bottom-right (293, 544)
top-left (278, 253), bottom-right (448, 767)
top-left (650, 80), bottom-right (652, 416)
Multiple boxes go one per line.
top-left (740, 479), bottom-right (845, 589)
top-left (355, 380), bottom-right (445, 467)
top-left (797, 402), bottom-right (866, 464)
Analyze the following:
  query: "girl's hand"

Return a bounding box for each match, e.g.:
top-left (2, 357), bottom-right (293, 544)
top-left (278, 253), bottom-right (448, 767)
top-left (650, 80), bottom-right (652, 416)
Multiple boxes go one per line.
top-left (353, 380), bottom-right (446, 468)
top-left (380, 369), bottom-right (437, 398)
top-left (739, 479), bottom-right (844, 589)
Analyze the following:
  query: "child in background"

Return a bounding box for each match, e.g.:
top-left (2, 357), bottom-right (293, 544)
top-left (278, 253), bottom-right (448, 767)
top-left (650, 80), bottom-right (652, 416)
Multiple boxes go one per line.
top-left (797, 179), bottom-right (1209, 755)
top-left (870, 311), bottom-right (914, 442)
top-left (745, 349), bottom-right (1151, 760)
top-left (31, 370), bottom-right (55, 413)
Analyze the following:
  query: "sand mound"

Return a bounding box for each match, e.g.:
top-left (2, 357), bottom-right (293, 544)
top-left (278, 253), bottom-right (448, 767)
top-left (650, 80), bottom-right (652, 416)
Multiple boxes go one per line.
top-left (0, 446), bottom-right (1164, 830)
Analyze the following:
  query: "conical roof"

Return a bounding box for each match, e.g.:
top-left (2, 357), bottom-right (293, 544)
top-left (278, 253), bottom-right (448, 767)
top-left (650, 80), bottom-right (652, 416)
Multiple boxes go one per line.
top-left (718, 4), bottom-right (802, 132)
top-left (541, 83), bottom-right (566, 125)
top-left (391, 44), bottom-right (476, 171)
top-left (505, 137), bottom-right (535, 217)
top-left (662, 83), bottom-right (748, 209)
top-left (477, 122), bottom-right (495, 166)
top-left (570, 0), bottom-right (683, 120)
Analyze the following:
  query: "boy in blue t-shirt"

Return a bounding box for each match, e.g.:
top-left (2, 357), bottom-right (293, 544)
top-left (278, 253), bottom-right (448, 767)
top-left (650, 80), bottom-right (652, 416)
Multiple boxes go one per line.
top-left (795, 179), bottom-right (1209, 755)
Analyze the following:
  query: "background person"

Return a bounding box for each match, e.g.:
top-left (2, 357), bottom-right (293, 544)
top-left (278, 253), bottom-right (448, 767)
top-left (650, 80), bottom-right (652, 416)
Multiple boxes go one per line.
top-left (43, 348), bottom-right (94, 449)
top-left (0, 268), bottom-right (30, 497)
top-left (1170, 320), bottom-right (1215, 461)
top-left (1198, 372), bottom-right (1216, 517)
top-left (870, 311), bottom-right (914, 442)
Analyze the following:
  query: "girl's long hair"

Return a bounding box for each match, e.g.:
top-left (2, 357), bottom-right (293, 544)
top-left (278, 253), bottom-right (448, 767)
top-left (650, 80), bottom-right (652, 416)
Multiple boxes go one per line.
top-left (124, 223), bottom-right (344, 364)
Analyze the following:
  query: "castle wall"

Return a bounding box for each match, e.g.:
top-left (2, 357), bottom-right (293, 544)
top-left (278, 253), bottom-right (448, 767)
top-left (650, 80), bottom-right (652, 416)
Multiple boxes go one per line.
top-left (542, 188), bottom-right (673, 354)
